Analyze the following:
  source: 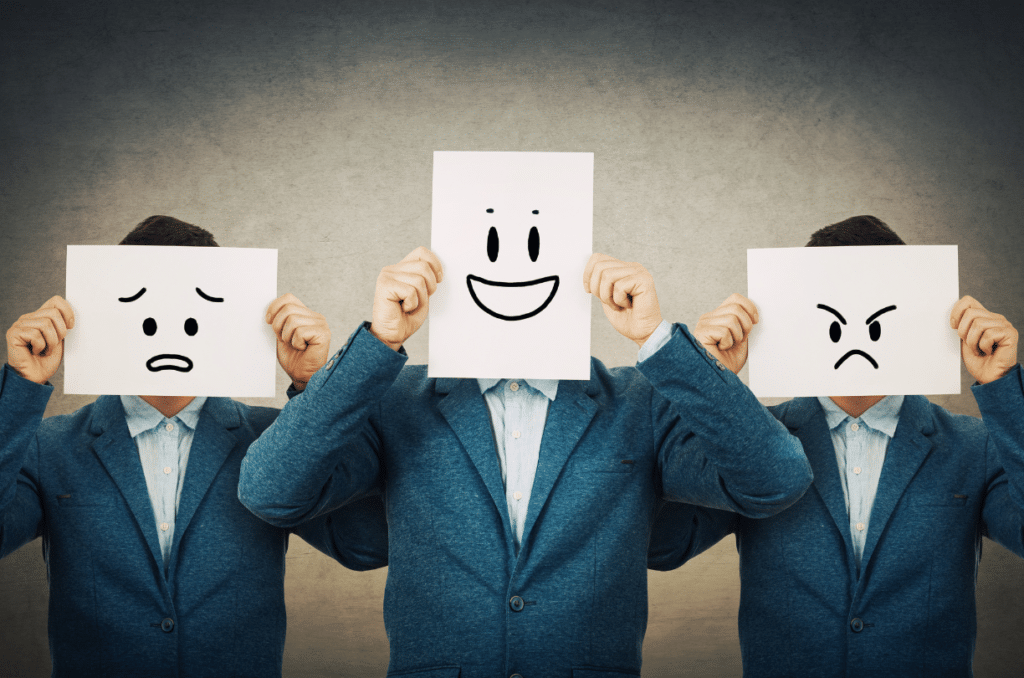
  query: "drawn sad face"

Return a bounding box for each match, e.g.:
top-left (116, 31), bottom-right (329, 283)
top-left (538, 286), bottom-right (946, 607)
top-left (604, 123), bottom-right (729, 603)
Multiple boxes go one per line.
top-left (119, 285), bottom-right (224, 373)
top-left (817, 303), bottom-right (897, 369)
top-left (466, 208), bottom-right (559, 321)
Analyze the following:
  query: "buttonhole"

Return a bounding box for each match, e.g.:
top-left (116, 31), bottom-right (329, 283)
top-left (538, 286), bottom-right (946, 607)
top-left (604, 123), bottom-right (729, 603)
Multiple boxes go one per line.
top-left (523, 600), bottom-right (537, 606)
top-left (620, 460), bottom-right (634, 465)
top-left (56, 494), bottom-right (71, 499)
top-left (953, 494), bottom-right (968, 499)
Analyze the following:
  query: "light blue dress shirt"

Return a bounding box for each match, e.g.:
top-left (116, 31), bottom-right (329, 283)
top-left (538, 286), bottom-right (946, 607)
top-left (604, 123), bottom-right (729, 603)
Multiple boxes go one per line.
top-left (120, 395), bottom-right (207, 566)
top-left (817, 394), bottom-right (904, 566)
top-left (476, 320), bottom-right (673, 550)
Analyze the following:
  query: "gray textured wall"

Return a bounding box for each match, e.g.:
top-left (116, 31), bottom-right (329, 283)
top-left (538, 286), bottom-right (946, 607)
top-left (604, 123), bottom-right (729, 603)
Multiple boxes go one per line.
top-left (2, 1), bottom-right (1023, 676)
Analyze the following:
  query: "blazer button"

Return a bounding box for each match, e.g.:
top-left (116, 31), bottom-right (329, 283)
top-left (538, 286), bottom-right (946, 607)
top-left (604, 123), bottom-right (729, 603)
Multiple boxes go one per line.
top-left (850, 617), bottom-right (864, 633)
top-left (160, 618), bottom-right (175, 633)
top-left (509, 596), bottom-right (525, 612)
top-left (511, 674), bottom-right (524, 678)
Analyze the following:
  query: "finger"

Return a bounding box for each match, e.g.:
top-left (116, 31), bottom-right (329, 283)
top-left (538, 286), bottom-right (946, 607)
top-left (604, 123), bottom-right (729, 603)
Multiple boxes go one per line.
top-left (950, 295), bottom-right (984, 330)
top-left (41, 296), bottom-right (76, 331)
top-left (723, 293), bottom-right (759, 325)
top-left (266, 293), bottom-right (304, 324)
top-left (18, 317), bottom-right (61, 356)
top-left (714, 303), bottom-right (754, 337)
top-left (290, 323), bottom-right (328, 351)
top-left (610, 271), bottom-right (649, 310)
top-left (399, 247), bottom-right (444, 284)
top-left (280, 314), bottom-right (320, 350)
top-left (383, 279), bottom-right (425, 315)
top-left (388, 263), bottom-right (440, 297)
top-left (271, 303), bottom-right (314, 339)
top-left (28, 307), bottom-right (70, 343)
top-left (964, 316), bottom-right (998, 356)
top-left (975, 325), bottom-right (1013, 357)
top-left (595, 264), bottom-right (639, 307)
top-left (583, 253), bottom-right (616, 293)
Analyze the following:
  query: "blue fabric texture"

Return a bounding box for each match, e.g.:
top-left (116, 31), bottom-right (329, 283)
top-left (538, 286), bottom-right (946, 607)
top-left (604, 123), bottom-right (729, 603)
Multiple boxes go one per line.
top-left (239, 322), bottom-right (811, 677)
top-left (0, 363), bottom-right (388, 678)
top-left (649, 363), bottom-right (1024, 678)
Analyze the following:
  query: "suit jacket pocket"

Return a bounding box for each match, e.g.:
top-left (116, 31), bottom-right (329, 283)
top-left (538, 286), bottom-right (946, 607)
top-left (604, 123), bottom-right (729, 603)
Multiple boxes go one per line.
top-left (912, 493), bottom-right (968, 507)
top-left (55, 493), bottom-right (115, 507)
top-left (387, 667), bottom-right (460, 678)
top-left (572, 668), bottom-right (640, 678)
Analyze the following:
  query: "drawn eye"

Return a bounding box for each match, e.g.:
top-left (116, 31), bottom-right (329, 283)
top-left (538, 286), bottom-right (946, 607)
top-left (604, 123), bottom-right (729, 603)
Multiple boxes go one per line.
top-left (528, 226), bottom-right (539, 262)
top-left (184, 318), bottom-right (198, 336)
top-left (829, 321), bottom-right (841, 343)
top-left (487, 226), bottom-right (499, 262)
top-left (143, 318), bottom-right (157, 336)
top-left (869, 320), bottom-right (881, 341)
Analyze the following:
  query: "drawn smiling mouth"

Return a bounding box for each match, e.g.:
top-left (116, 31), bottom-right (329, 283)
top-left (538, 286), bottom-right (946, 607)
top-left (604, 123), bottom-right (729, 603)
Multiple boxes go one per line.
top-left (146, 354), bottom-right (194, 372)
top-left (834, 350), bottom-right (879, 370)
top-left (466, 274), bottom-right (559, 321)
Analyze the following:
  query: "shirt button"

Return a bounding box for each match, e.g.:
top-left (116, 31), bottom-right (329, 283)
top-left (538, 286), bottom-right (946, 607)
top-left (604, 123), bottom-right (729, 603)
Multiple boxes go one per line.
top-left (856, 522), bottom-right (865, 531)
top-left (853, 467), bottom-right (862, 475)
top-left (512, 430), bottom-right (521, 439)
top-left (509, 382), bottom-right (519, 392)
top-left (163, 467), bottom-right (173, 475)
top-left (509, 596), bottom-right (525, 612)
top-left (164, 423), bottom-right (175, 432)
top-left (160, 522), bottom-right (170, 532)
top-left (850, 422), bottom-right (860, 432)
top-left (513, 491), bottom-right (523, 501)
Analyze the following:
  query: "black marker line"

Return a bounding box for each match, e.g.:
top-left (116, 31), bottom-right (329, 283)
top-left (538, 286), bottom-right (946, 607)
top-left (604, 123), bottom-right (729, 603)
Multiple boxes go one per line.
top-left (865, 305), bottom-right (897, 324)
top-left (466, 274), bottom-right (559, 321)
top-left (119, 288), bottom-right (146, 302)
top-left (146, 354), bottom-right (194, 372)
top-left (196, 287), bottom-right (224, 302)
top-left (817, 304), bottom-right (846, 324)
top-left (834, 349), bottom-right (879, 369)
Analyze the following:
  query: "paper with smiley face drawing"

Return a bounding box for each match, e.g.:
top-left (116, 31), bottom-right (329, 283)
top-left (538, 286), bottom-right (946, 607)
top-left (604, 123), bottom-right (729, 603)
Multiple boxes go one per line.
top-left (746, 245), bottom-right (960, 397)
top-left (64, 245), bottom-right (277, 396)
top-left (429, 151), bottom-right (593, 379)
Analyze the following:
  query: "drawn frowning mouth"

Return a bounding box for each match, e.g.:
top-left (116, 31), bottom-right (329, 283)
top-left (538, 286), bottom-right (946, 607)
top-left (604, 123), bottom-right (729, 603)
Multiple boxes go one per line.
top-left (146, 354), bottom-right (194, 372)
top-left (466, 274), bottom-right (559, 321)
top-left (834, 349), bottom-right (878, 370)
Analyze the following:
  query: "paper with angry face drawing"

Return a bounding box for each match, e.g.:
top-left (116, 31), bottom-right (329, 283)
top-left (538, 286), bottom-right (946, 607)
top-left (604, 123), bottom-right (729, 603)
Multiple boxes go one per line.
top-left (64, 245), bottom-right (277, 396)
top-left (747, 245), bottom-right (960, 397)
top-left (429, 151), bottom-right (593, 379)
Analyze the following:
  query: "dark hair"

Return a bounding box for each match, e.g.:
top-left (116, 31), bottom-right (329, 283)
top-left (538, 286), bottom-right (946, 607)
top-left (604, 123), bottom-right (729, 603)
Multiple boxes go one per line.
top-left (119, 215), bottom-right (219, 247)
top-left (806, 215), bottom-right (906, 247)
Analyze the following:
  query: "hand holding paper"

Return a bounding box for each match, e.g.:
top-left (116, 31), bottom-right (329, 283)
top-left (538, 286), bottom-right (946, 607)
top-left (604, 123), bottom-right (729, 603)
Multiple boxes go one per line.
top-left (583, 254), bottom-right (663, 347)
top-left (266, 293), bottom-right (332, 390)
top-left (692, 293), bottom-right (760, 375)
top-left (371, 246), bottom-right (444, 352)
top-left (5, 295), bottom-right (75, 385)
top-left (951, 295), bottom-right (1019, 384)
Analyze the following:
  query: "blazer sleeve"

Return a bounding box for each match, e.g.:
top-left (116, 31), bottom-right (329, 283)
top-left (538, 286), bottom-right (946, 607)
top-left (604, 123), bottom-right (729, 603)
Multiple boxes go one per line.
top-left (290, 494), bottom-right (389, 571)
top-left (0, 365), bottom-right (51, 558)
top-left (973, 363), bottom-right (1024, 556)
top-left (638, 323), bottom-right (813, 519)
top-left (239, 323), bottom-right (405, 528)
top-left (646, 498), bottom-right (738, 571)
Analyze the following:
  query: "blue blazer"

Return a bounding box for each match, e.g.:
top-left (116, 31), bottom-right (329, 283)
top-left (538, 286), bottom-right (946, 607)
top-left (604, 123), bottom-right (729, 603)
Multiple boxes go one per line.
top-left (0, 365), bottom-right (388, 678)
top-left (649, 365), bottom-right (1024, 678)
top-left (239, 323), bottom-right (812, 678)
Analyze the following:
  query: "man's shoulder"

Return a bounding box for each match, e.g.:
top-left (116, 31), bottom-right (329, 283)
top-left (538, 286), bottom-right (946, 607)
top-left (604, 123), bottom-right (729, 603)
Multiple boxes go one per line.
top-left (211, 397), bottom-right (280, 435)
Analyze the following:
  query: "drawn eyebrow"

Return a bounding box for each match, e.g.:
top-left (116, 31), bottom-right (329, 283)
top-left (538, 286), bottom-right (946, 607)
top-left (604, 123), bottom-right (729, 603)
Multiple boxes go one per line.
top-left (816, 304), bottom-right (846, 325)
top-left (118, 288), bottom-right (146, 302)
top-left (865, 305), bottom-right (897, 324)
top-left (196, 287), bottom-right (224, 302)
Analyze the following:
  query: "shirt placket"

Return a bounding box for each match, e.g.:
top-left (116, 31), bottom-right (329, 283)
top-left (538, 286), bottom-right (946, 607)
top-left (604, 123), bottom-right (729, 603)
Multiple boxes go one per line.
top-left (505, 381), bottom-right (527, 545)
top-left (846, 419), bottom-right (868, 562)
top-left (156, 419), bottom-right (180, 562)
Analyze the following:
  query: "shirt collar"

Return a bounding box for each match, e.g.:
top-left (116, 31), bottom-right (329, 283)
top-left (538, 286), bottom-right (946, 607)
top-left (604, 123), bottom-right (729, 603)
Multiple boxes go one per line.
top-left (119, 395), bottom-right (207, 438)
top-left (816, 395), bottom-right (904, 437)
top-left (477, 378), bottom-right (559, 401)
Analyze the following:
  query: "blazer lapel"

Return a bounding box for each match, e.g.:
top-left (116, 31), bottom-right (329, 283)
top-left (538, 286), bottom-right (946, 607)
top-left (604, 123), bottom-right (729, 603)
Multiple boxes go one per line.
top-left (169, 397), bottom-right (239, 573)
top-left (858, 395), bottom-right (934, 574)
top-left (787, 398), bottom-right (858, 572)
top-left (436, 378), bottom-right (515, 548)
top-left (518, 377), bottom-right (597, 550)
top-left (89, 396), bottom-right (164, 569)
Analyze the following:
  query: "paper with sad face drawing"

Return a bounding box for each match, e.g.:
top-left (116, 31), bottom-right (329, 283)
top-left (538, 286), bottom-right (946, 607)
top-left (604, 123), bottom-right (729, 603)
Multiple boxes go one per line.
top-left (429, 151), bottom-right (593, 379)
top-left (747, 245), bottom-right (960, 397)
top-left (65, 246), bottom-right (277, 396)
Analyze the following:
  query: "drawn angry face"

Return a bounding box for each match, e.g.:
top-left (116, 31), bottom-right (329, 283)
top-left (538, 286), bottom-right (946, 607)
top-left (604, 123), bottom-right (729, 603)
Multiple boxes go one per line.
top-left (817, 303), bottom-right (897, 369)
top-left (119, 286), bottom-right (224, 373)
top-left (466, 208), bottom-right (559, 321)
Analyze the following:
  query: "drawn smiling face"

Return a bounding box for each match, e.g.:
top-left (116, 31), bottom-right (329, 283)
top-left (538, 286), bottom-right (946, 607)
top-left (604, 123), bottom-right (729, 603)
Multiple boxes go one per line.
top-left (119, 286), bottom-right (224, 373)
top-left (817, 303), bottom-right (897, 369)
top-left (465, 208), bottom-right (559, 321)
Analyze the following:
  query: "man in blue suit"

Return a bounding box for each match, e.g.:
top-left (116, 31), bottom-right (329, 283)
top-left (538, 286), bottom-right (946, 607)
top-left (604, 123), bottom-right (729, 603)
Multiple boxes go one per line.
top-left (650, 216), bottom-right (1024, 677)
top-left (239, 245), bottom-right (813, 677)
top-left (0, 216), bottom-right (387, 677)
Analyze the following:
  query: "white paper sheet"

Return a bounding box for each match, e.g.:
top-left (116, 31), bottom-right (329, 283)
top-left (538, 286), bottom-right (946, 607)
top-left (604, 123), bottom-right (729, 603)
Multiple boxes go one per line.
top-left (747, 245), bottom-right (960, 397)
top-left (65, 246), bottom-right (278, 396)
top-left (429, 151), bottom-right (593, 379)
